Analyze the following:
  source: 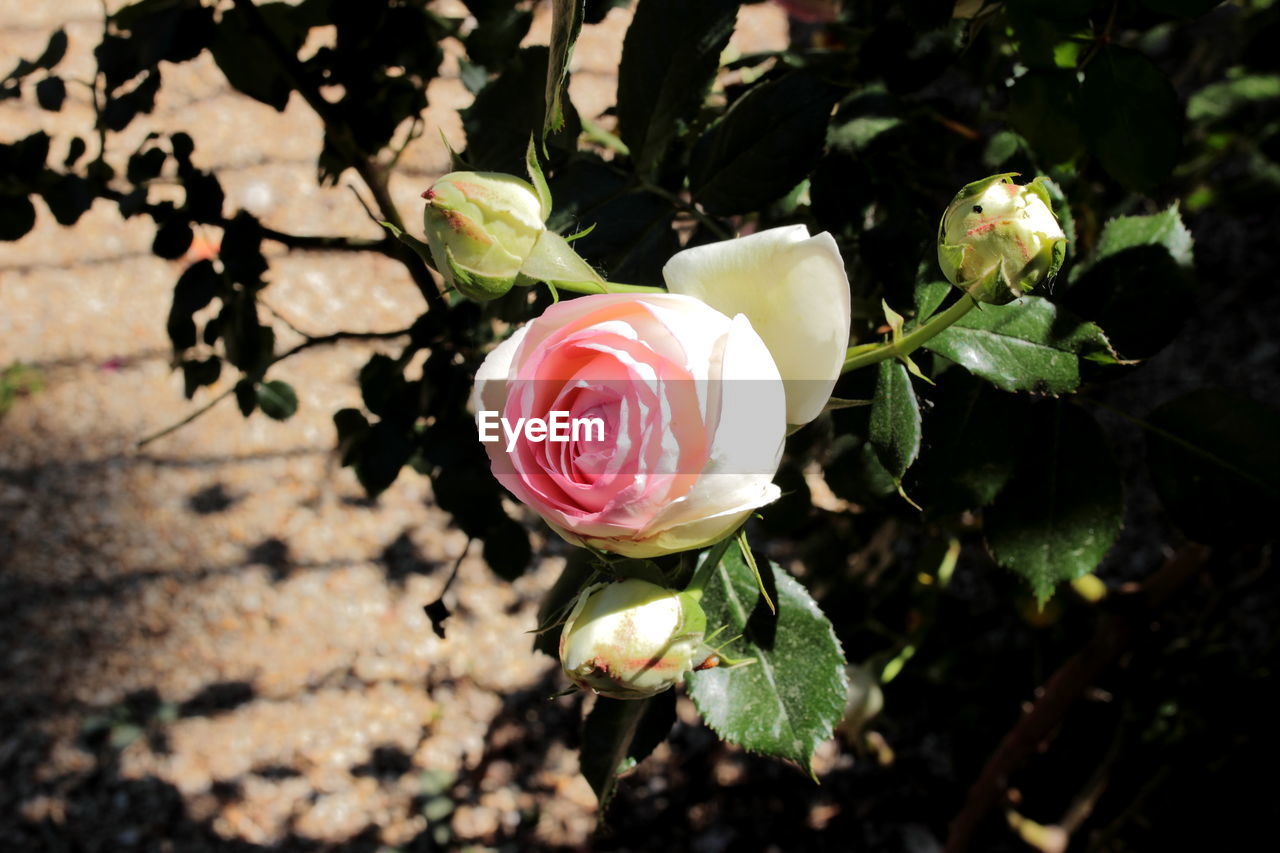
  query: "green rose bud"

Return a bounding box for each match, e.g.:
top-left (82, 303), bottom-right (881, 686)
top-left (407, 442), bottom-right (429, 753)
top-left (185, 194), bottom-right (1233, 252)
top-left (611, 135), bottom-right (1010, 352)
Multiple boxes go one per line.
top-left (421, 171), bottom-right (548, 302)
top-left (559, 579), bottom-right (707, 700)
top-left (937, 173), bottom-right (1067, 305)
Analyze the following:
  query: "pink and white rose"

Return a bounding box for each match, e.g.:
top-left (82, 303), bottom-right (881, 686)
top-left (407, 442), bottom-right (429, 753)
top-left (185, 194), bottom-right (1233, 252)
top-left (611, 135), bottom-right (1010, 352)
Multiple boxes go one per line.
top-left (471, 226), bottom-right (850, 557)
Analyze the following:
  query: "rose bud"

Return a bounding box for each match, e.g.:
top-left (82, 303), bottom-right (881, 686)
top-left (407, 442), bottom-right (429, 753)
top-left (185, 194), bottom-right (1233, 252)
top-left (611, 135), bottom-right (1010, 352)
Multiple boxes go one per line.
top-left (559, 579), bottom-right (707, 699)
top-left (422, 171), bottom-right (548, 302)
top-left (937, 174), bottom-right (1067, 305)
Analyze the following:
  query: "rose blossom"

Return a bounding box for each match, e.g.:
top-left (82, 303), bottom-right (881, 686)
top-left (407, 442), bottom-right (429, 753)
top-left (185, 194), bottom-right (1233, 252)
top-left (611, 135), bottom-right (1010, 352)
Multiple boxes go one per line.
top-left (472, 226), bottom-right (851, 557)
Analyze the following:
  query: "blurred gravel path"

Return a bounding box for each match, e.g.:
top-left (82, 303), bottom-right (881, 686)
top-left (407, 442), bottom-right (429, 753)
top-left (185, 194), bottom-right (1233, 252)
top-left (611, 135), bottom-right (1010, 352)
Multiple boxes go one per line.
top-left (0, 2), bottom-right (787, 849)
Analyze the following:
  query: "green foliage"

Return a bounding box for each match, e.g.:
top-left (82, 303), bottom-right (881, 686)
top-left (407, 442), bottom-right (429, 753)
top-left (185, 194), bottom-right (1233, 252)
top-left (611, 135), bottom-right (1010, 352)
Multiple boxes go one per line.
top-left (1145, 389), bottom-right (1280, 544)
top-left (580, 692), bottom-right (676, 810)
top-left (545, 0), bottom-right (586, 140)
top-left (10, 0), bottom-right (1278, 836)
top-left (617, 0), bottom-right (738, 179)
top-left (868, 359), bottom-right (921, 480)
top-left (1081, 48), bottom-right (1182, 193)
top-left (1066, 205), bottom-right (1195, 359)
top-left (688, 541), bottom-right (848, 772)
top-left (256, 380), bottom-right (298, 421)
top-left (0, 362), bottom-right (43, 419)
top-left (985, 402), bottom-right (1124, 604)
top-left (924, 297), bottom-right (1116, 394)
top-left (689, 71), bottom-right (842, 215)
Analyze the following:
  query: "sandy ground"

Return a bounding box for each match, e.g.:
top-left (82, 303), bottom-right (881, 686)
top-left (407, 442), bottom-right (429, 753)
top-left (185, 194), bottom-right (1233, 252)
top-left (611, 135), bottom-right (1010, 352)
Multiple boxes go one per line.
top-left (0, 1), bottom-right (788, 848)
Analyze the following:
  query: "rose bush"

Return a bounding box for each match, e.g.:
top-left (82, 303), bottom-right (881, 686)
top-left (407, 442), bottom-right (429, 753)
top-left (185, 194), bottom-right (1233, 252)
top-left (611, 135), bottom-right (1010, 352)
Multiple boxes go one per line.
top-left (471, 225), bottom-right (850, 557)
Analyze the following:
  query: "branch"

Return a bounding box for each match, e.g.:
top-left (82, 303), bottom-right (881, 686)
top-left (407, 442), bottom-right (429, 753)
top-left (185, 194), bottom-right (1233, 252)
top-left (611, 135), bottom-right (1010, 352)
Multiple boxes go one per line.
top-left (97, 186), bottom-right (389, 255)
top-left (228, 0), bottom-right (447, 312)
top-left (843, 293), bottom-right (978, 373)
top-left (136, 327), bottom-right (413, 449)
top-left (943, 543), bottom-right (1211, 853)
top-left (261, 227), bottom-right (390, 254)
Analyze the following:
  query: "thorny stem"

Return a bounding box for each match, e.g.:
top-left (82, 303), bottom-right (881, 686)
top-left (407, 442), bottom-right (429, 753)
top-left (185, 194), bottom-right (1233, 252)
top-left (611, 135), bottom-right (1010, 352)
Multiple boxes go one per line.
top-left (843, 293), bottom-right (979, 373)
top-left (135, 327), bottom-right (413, 448)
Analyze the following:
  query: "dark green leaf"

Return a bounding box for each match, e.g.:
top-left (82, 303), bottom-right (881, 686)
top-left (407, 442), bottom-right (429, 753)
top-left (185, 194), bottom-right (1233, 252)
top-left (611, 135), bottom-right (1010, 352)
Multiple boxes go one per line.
top-left (913, 279), bottom-right (951, 323)
top-left (210, 2), bottom-right (309, 111)
top-left (359, 354), bottom-right (407, 419)
top-left (0, 195), bottom-right (37, 242)
top-left (917, 372), bottom-right (1030, 510)
top-left (1187, 73), bottom-right (1280, 124)
top-left (985, 402), bottom-right (1123, 604)
top-left (127, 147), bottom-right (167, 184)
top-left (34, 28), bottom-right (68, 69)
top-left (1008, 70), bottom-right (1081, 165)
top-left (256, 380), bottom-right (298, 420)
top-left (220, 293), bottom-right (272, 373)
top-left (869, 360), bottom-right (921, 479)
top-left (0, 131), bottom-right (50, 175)
top-left (1064, 206), bottom-right (1195, 360)
top-left (581, 692), bottom-right (677, 810)
top-left (63, 137), bottom-right (87, 168)
top-left (617, 0), bottom-right (738, 178)
top-left (111, 0), bottom-right (216, 66)
top-left (219, 212), bottom-right (267, 286)
top-left (463, 46), bottom-right (580, 174)
top-left (35, 75), bottom-right (65, 111)
top-left (166, 259), bottom-right (217, 352)
top-left (924, 297), bottom-right (1116, 394)
top-left (152, 218), bottom-right (193, 259)
top-left (181, 170), bottom-right (225, 223)
top-left (689, 71), bottom-right (842, 215)
top-left (234, 378), bottom-right (257, 416)
top-left (333, 407), bottom-right (370, 467)
top-left (1139, 0), bottom-right (1224, 17)
top-left (181, 356), bottom-right (222, 399)
top-left (1145, 389), bottom-right (1280, 544)
top-left (40, 174), bottom-right (94, 226)
top-left (1081, 48), bottom-right (1181, 192)
top-left (688, 542), bottom-right (848, 771)
top-left (533, 549), bottom-right (597, 657)
top-left (465, 3), bottom-right (532, 72)
top-left (481, 515), bottom-right (532, 580)
top-left (824, 434), bottom-right (898, 505)
top-left (1093, 204), bottom-right (1194, 268)
top-left (544, 0), bottom-right (585, 140)
top-left (355, 420), bottom-right (414, 497)
top-left (102, 68), bottom-right (162, 131)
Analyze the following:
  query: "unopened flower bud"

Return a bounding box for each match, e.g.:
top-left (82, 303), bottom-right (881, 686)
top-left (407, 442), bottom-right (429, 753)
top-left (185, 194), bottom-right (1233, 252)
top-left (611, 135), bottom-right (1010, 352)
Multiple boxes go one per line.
top-left (422, 171), bottom-right (548, 302)
top-left (559, 579), bottom-right (707, 699)
top-left (937, 174), bottom-right (1067, 305)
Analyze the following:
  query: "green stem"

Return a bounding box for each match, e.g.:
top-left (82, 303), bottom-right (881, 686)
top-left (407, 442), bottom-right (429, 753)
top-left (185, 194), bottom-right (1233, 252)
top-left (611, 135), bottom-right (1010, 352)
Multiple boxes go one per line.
top-left (547, 279), bottom-right (666, 295)
top-left (843, 294), bottom-right (979, 373)
top-left (580, 115), bottom-right (630, 157)
top-left (685, 533), bottom-right (738, 597)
